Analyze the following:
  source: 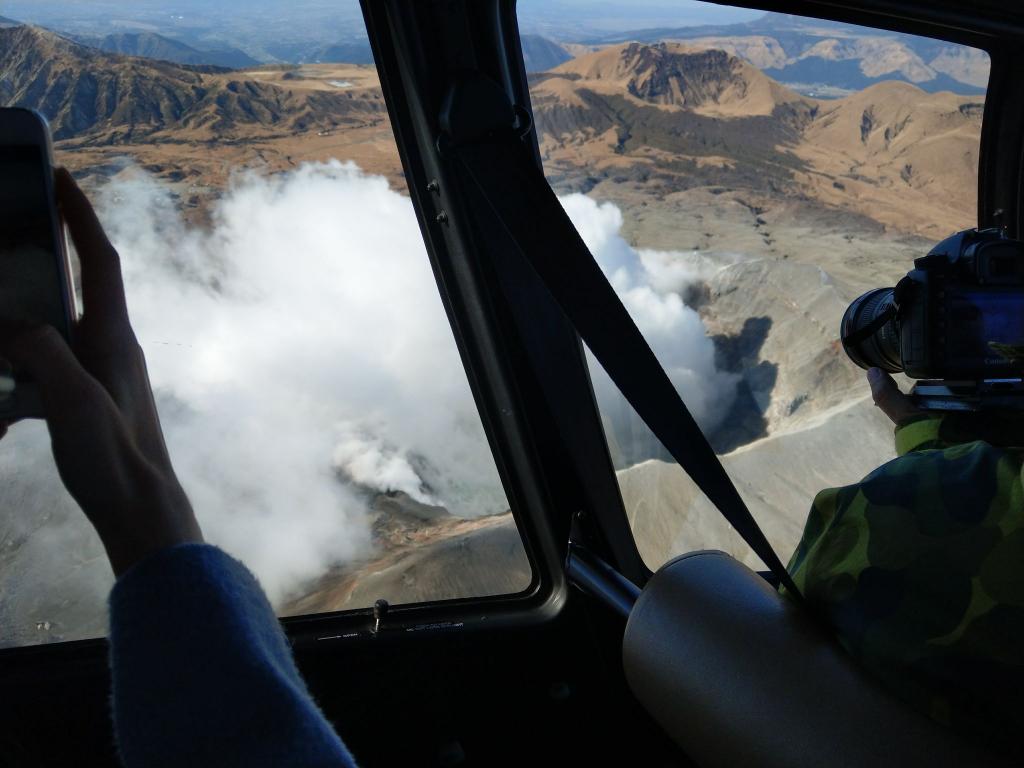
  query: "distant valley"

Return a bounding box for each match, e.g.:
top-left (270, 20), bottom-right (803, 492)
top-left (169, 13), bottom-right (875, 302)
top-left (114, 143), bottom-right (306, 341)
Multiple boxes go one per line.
top-left (584, 13), bottom-right (988, 94)
top-left (79, 31), bottom-right (260, 69)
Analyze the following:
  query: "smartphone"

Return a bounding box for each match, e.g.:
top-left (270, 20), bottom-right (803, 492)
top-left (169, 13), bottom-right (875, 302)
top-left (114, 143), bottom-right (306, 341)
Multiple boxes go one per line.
top-left (0, 108), bottom-right (77, 420)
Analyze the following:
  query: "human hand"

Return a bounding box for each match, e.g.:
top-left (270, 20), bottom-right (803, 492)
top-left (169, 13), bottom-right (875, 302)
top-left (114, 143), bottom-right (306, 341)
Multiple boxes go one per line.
top-left (867, 367), bottom-right (921, 425)
top-left (0, 168), bottom-right (202, 577)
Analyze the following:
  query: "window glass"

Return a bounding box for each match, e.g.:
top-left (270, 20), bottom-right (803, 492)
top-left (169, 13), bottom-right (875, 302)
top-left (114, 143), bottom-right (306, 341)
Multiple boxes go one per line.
top-left (0, 1), bottom-right (530, 648)
top-left (518, 1), bottom-right (989, 570)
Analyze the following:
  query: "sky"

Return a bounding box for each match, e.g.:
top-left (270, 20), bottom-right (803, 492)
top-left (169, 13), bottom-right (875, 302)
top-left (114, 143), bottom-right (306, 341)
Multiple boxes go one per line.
top-left (518, 0), bottom-right (763, 33)
top-left (1, 0), bottom-right (764, 35)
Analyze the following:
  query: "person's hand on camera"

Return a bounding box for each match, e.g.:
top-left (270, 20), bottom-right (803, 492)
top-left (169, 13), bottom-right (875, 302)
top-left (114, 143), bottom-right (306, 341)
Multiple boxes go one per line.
top-left (0, 168), bottom-right (202, 577)
top-left (867, 367), bottom-right (921, 425)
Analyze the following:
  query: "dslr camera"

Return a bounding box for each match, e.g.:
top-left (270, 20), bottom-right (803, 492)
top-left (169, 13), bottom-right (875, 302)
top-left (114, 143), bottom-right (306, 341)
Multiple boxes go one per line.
top-left (841, 228), bottom-right (1024, 411)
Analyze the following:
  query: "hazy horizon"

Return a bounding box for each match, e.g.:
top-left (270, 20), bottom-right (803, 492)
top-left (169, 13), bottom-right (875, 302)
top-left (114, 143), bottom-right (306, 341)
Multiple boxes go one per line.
top-left (2, 0), bottom-right (765, 38)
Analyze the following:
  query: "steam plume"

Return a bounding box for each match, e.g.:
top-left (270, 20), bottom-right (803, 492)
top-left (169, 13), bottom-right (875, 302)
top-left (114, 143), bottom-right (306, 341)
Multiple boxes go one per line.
top-left (0, 163), bottom-right (735, 644)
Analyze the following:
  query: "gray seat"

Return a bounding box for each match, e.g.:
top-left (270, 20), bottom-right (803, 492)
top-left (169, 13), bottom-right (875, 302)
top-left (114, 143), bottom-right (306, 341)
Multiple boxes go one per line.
top-left (622, 550), bottom-right (1011, 768)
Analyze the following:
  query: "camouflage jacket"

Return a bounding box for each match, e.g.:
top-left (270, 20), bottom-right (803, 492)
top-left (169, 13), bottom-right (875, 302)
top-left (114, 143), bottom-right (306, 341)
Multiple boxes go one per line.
top-left (787, 411), bottom-right (1024, 755)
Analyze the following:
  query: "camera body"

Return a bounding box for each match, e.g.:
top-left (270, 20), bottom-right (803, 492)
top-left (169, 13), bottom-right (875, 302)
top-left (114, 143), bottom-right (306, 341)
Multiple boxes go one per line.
top-left (842, 228), bottom-right (1024, 383)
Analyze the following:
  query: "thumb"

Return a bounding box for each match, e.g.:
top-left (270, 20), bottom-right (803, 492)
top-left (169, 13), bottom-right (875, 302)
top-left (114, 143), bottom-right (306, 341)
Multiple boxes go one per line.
top-left (867, 367), bottom-right (920, 425)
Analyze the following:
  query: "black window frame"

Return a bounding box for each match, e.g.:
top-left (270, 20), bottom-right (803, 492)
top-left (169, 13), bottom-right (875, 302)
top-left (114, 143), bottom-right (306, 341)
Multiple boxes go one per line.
top-left (497, 0), bottom-right (1015, 577)
top-left (0, 0), bottom-right (1022, 665)
top-left (492, 0), bottom-right (1014, 576)
top-left (343, 0), bottom-right (1021, 629)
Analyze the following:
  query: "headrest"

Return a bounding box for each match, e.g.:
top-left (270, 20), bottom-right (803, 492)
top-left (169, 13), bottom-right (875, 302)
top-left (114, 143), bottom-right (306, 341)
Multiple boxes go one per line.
top-left (622, 550), bottom-right (1009, 767)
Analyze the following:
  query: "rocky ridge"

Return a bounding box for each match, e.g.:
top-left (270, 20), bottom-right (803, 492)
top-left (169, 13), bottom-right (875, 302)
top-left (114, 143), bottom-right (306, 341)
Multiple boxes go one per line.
top-left (594, 14), bottom-right (989, 93)
top-left (532, 41), bottom-right (983, 239)
top-left (0, 26), bottom-right (385, 143)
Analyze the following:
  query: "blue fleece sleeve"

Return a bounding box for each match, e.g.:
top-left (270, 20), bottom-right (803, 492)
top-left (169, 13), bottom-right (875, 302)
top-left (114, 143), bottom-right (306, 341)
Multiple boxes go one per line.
top-left (108, 543), bottom-right (357, 768)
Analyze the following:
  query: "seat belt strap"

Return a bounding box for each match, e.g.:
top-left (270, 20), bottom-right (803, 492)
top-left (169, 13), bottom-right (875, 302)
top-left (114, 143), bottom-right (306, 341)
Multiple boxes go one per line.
top-left (449, 137), bottom-right (803, 600)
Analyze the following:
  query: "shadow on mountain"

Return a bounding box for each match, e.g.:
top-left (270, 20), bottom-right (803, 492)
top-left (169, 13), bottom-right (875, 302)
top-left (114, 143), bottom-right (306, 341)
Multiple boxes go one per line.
top-left (709, 316), bottom-right (776, 454)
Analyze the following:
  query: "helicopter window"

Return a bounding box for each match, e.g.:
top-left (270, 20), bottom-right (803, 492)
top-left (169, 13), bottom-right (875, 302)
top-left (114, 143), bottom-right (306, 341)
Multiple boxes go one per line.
top-left (0, 1), bottom-right (532, 649)
top-left (518, 1), bottom-right (990, 570)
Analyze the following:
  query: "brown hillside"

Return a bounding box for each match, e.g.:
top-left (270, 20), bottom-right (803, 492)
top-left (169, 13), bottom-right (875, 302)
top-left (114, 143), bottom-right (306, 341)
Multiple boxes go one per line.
top-left (797, 37), bottom-right (934, 82)
top-left (0, 25), bottom-right (386, 144)
top-left (0, 26), bottom-right (209, 140)
top-left (796, 80), bottom-right (983, 237)
top-left (532, 42), bottom-right (817, 208)
top-left (282, 501), bottom-right (529, 615)
top-left (542, 41), bottom-right (807, 117)
top-left (661, 35), bottom-right (789, 70)
top-left (532, 42), bottom-right (982, 239)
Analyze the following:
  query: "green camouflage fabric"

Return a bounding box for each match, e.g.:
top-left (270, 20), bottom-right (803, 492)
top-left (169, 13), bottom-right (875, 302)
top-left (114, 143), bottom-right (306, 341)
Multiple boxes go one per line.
top-left (786, 411), bottom-right (1024, 755)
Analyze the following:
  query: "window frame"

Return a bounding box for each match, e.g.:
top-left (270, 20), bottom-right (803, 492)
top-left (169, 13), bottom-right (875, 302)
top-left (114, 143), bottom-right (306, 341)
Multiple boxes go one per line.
top-left (0, 0), bottom-right (1021, 664)
top-left (418, 0), bottom-right (1017, 597)
top-left (498, 0), bottom-right (1011, 580)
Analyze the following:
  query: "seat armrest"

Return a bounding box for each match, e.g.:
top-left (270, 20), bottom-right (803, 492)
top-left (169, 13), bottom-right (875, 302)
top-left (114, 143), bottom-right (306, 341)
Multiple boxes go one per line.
top-left (623, 550), bottom-right (1009, 768)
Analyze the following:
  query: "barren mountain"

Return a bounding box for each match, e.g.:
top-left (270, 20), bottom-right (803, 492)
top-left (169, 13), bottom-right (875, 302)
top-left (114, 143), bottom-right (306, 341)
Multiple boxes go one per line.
top-left (533, 41), bottom-right (981, 239)
top-left (0, 25), bottom-right (399, 211)
top-left (763, 35), bottom-right (989, 93)
top-left (531, 42), bottom-right (816, 211)
top-left (521, 34), bottom-right (572, 73)
top-left (0, 25), bottom-right (209, 140)
top-left (0, 26), bottom-right (386, 143)
top-left (541, 41), bottom-right (807, 116)
top-left (929, 48), bottom-right (990, 88)
top-left (657, 35), bottom-right (788, 70)
top-left (282, 494), bottom-right (529, 616)
top-left (87, 32), bottom-right (260, 70)
top-left (4, 27), bottom-right (979, 238)
top-left (596, 13), bottom-right (989, 95)
top-left (795, 81), bottom-right (983, 237)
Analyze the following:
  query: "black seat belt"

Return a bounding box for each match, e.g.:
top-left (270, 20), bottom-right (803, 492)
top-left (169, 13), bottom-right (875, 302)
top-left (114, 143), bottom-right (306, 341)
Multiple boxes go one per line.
top-left (443, 112), bottom-right (803, 601)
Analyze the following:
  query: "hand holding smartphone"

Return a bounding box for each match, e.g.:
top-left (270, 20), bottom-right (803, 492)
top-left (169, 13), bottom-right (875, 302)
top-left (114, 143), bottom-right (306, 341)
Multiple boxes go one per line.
top-left (0, 108), bottom-right (78, 420)
top-left (1, 161), bottom-right (203, 575)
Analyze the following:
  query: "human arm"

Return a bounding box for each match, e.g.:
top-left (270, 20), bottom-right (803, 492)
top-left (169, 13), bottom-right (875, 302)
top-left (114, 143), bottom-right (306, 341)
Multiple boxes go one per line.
top-left (2, 168), bottom-right (201, 575)
top-left (867, 368), bottom-right (947, 454)
top-left (110, 543), bottom-right (356, 768)
top-left (867, 367), bottom-right (1024, 454)
top-left (0, 170), bottom-right (356, 766)
top-left (785, 367), bottom-right (1024, 753)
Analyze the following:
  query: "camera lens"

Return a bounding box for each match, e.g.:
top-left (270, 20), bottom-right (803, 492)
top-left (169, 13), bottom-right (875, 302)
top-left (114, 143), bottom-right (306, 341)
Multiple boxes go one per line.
top-left (840, 288), bottom-right (903, 372)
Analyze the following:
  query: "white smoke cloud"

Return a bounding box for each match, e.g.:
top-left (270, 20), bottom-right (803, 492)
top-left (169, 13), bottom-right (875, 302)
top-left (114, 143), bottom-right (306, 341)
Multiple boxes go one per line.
top-left (637, 246), bottom-right (746, 296)
top-left (96, 160), bottom-right (512, 603)
top-left (0, 164), bottom-right (736, 643)
top-left (558, 194), bottom-right (739, 463)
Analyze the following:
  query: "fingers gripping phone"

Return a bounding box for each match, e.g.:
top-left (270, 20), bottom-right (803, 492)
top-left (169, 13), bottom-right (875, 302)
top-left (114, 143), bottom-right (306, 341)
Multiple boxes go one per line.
top-left (0, 108), bottom-right (78, 420)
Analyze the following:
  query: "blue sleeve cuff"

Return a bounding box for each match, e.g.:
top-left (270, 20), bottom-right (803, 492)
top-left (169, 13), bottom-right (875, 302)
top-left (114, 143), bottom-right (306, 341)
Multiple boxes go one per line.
top-left (109, 543), bottom-right (356, 768)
